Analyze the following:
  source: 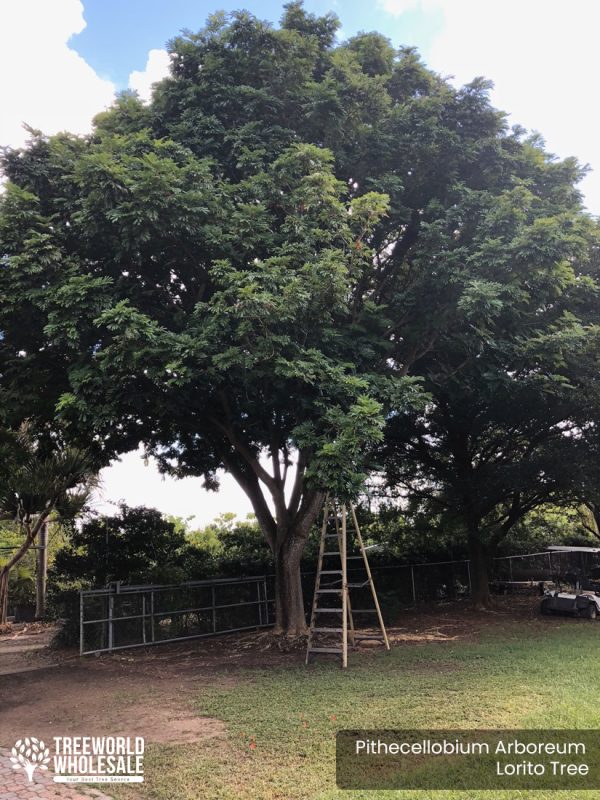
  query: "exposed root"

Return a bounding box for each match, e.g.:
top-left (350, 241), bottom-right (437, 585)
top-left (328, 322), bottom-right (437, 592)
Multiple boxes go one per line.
top-left (234, 630), bottom-right (308, 652)
top-left (0, 621), bottom-right (49, 638)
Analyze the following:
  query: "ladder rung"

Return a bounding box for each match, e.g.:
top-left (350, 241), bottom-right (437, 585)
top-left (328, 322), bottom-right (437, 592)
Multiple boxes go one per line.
top-left (315, 608), bottom-right (343, 613)
top-left (308, 647), bottom-right (343, 653)
top-left (312, 627), bottom-right (343, 633)
top-left (320, 570), bottom-right (342, 574)
top-left (324, 534), bottom-right (339, 538)
top-left (351, 609), bottom-right (378, 613)
top-left (323, 552), bottom-right (341, 556)
top-left (347, 556), bottom-right (364, 560)
top-left (316, 589), bottom-right (342, 593)
top-left (348, 581), bottom-right (369, 588)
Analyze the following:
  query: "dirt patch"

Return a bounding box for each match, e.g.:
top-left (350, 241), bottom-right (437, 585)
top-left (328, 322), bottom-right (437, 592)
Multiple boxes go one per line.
top-left (0, 658), bottom-right (226, 748)
top-left (0, 625), bottom-right (234, 747)
top-left (0, 623), bottom-right (68, 676)
top-left (387, 593), bottom-right (564, 643)
top-left (0, 595), bottom-right (557, 749)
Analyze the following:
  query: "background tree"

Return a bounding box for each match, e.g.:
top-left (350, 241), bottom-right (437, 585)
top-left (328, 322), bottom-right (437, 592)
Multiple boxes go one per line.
top-left (0, 430), bottom-right (96, 623)
top-left (382, 204), bottom-right (600, 605)
top-left (0, 517), bottom-right (70, 618)
top-left (52, 504), bottom-right (190, 589)
top-left (1, 3), bottom-right (598, 628)
top-left (184, 513), bottom-right (274, 575)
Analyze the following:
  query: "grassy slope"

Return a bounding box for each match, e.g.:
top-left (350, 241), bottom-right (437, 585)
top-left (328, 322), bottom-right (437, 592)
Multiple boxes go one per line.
top-left (114, 616), bottom-right (600, 800)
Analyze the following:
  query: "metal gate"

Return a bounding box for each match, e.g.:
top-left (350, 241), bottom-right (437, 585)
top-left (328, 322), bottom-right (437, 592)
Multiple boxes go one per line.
top-left (80, 575), bottom-right (273, 655)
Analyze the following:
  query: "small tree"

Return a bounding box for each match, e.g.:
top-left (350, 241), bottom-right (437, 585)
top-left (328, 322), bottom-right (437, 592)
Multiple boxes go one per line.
top-left (52, 504), bottom-right (190, 587)
top-left (0, 431), bottom-right (96, 623)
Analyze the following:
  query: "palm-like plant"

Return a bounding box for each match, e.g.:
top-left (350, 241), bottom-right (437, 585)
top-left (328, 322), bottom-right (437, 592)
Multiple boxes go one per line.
top-left (0, 429), bottom-right (97, 623)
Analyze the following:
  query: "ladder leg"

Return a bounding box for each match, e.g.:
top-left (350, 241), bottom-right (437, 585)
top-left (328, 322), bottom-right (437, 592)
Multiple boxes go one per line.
top-left (335, 510), bottom-right (355, 647)
top-left (350, 503), bottom-right (390, 650)
top-left (341, 505), bottom-right (348, 668)
top-left (306, 497), bottom-right (329, 664)
top-left (347, 592), bottom-right (356, 647)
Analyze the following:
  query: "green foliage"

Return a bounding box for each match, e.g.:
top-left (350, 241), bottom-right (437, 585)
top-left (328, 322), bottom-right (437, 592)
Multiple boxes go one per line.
top-left (50, 507), bottom-right (276, 596)
top-left (0, 427), bottom-right (97, 621)
top-left (51, 504), bottom-right (192, 589)
top-left (358, 502), bottom-right (595, 564)
top-left (0, 523), bottom-right (36, 607)
top-left (7, 563), bottom-right (35, 607)
top-left (503, 505), bottom-right (596, 553)
top-left (381, 176), bottom-right (600, 578)
top-left (355, 503), bottom-right (463, 563)
top-left (0, 429), bottom-right (96, 525)
top-left (177, 512), bottom-right (274, 577)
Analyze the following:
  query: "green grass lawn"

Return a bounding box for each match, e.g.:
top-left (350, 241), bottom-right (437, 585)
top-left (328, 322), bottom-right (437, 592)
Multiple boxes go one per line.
top-left (112, 613), bottom-right (600, 800)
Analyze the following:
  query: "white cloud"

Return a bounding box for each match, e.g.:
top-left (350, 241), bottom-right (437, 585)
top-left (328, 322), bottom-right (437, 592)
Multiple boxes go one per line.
top-left (379, 0), bottom-right (600, 215)
top-left (0, 0), bottom-right (115, 149)
top-left (128, 48), bottom-right (171, 102)
top-left (379, 0), bottom-right (435, 13)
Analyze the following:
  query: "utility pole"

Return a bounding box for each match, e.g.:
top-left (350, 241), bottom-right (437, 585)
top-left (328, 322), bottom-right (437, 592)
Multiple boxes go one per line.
top-left (35, 520), bottom-right (49, 619)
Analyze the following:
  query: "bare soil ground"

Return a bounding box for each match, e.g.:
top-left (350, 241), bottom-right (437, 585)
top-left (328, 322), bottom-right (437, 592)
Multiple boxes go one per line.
top-left (0, 595), bottom-right (560, 749)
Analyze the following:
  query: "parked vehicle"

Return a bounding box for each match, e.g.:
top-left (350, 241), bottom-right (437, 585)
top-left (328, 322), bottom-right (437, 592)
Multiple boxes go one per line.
top-left (540, 546), bottom-right (600, 619)
top-left (541, 589), bottom-right (600, 618)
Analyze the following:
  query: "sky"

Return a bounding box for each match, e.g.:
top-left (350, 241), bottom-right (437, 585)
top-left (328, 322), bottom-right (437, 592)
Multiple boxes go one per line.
top-left (1, 0), bottom-right (599, 526)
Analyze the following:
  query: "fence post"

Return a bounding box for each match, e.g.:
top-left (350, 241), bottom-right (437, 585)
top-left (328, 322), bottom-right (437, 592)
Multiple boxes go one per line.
top-left (257, 581), bottom-right (263, 626)
top-left (36, 520), bottom-right (49, 618)
top-left (142, 594), bottom-right (146, 644)
top-left (211, 585), bottom-right (217, 633)
top-left (108, 592), bottom-right (114, 652)
top-left (262, 577), bottom-right (270, 624)
top-left (150, 590), bottom-right (155, 643)
top-left (79, 591), bottom-right (84, 656)
top-left (411, 566), bottom-right (417, 605)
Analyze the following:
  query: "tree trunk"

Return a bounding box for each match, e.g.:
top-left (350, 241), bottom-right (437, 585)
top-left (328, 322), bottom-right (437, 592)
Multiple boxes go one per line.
top-left (35, 521), bottom-right (49, 619)
top-left (0, 568), bottom-right (10, 625)
top-left (0, 513), bottom-right (48, 625)
top-left (219, 442), bottom-right (325, 636)
top-left (273, 533), bottom-right (307, 635)
top-left (468, 533), bottom-right (491, 609)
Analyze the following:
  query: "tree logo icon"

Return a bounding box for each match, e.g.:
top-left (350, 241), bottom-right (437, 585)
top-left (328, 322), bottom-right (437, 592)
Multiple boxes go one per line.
top-left (10, 737), bottom-right (51, 782)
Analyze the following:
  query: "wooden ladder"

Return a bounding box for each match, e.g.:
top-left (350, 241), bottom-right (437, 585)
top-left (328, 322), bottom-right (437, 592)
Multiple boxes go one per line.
top-left (305, 499), bottom-right (390, 668)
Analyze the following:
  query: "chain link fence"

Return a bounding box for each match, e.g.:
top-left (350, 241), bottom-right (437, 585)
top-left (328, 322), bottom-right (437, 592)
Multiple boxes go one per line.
top-left (80, 575), bottom-right (273, 655)
top-left (79, 551), bottom-right (566, 655)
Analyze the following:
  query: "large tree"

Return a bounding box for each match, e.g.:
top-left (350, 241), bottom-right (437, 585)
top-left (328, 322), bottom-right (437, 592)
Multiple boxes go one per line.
top-left (1, 3), bottom-right (596, 630)
top-left (382, 191), bottom-right (600, 606)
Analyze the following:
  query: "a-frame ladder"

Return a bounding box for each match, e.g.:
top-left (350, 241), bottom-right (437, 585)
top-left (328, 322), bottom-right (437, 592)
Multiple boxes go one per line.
top-left (306, 499), bottom-right (390, 668)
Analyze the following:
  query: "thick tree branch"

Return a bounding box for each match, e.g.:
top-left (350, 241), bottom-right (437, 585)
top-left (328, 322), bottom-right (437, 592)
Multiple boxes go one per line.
top-left (288, 448), bottom-right (308, 518)
top-left (220, 450), bottom-right (277, 549)
top-left (209, 405), bottom-right (277, 493)
top-left (0, 504), bottom-right (53, 575)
